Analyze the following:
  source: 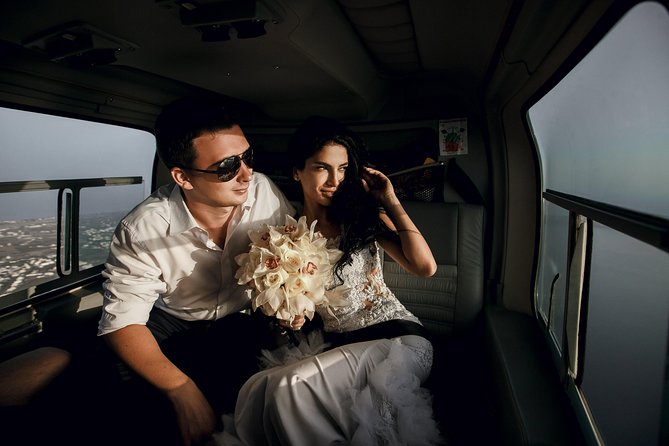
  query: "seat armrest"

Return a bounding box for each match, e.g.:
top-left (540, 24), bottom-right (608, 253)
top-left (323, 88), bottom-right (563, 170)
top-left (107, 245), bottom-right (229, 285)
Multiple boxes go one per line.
top-left (485, 306), bottom-right (585, 445)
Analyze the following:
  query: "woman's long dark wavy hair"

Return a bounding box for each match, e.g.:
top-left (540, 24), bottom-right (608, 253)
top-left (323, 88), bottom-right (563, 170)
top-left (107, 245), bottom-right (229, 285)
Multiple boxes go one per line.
top-left (287, 116), bottom-right (387, 282)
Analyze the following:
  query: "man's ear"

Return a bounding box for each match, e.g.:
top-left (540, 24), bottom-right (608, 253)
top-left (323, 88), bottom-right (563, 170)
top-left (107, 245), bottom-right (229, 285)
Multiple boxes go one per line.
top-left (171, 167), bottom-right (193, 190)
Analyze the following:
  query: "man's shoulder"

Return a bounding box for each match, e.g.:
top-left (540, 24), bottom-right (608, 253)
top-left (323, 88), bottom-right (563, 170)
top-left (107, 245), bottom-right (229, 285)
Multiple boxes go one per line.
top-left (119, 184), bottom-right (174, 230)
top-left (251, 172), bottom-right (282, 198)
top-left (252, 171), bottom-right (272, 187)
top-left (248, 172), bottom-right (295, 216)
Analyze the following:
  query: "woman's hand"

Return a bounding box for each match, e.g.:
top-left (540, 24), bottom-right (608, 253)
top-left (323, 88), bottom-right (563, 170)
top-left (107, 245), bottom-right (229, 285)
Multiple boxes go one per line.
top-left (362, 166), bottom-right (397, 205)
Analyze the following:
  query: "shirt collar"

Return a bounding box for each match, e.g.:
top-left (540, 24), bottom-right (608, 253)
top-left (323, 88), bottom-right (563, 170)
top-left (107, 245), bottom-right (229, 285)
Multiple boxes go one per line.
top-left (167, 184), bottom-right (199, 236)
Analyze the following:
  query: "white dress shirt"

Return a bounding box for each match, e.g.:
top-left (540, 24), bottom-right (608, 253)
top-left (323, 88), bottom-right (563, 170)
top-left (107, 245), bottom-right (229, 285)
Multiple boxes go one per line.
top-left (98, 173), bottom-right (295, 335)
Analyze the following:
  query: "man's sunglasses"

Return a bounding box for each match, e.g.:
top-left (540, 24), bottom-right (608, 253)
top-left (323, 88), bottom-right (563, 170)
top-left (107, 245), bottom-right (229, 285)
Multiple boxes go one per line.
top-left (176, 147), bottom-right (254, 182)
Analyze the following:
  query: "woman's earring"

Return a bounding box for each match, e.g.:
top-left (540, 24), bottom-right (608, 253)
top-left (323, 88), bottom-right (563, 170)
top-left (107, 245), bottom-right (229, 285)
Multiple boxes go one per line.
top-left (293, 175), bottom-right (300, 182)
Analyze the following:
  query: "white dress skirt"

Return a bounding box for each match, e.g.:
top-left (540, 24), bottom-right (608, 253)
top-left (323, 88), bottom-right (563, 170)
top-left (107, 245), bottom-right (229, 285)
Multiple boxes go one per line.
top-left (215, 333), bottom-right (442, 446)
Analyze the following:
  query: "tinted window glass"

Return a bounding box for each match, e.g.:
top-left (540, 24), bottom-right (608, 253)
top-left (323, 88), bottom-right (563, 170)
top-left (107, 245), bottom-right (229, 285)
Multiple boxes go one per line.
top-left (528, 3), bottom-right (669, 445)
top-left (0, 107), bottom-right (154, 301)
top-left (535, 202), bottom-right (569, 347)
top-left (529, 2), bottom-right (669, 219)
top-left (582, 223), bottom-right (668, 446)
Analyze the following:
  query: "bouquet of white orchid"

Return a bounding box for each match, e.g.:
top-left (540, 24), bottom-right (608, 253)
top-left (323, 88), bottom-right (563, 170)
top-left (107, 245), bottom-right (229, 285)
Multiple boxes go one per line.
top-left (235, 215), bottom-right (347, 324)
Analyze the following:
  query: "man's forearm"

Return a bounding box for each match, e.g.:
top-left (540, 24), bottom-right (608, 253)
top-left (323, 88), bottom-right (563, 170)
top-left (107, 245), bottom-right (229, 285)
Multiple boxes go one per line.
top-left (103, 324), bottom-right (190, 392)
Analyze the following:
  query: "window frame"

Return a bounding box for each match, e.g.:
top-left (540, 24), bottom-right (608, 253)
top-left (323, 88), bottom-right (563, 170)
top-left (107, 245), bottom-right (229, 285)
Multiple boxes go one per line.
top-left (523, 1), bottom-right (669, 445)
top-left (0, 102), bottom-right (157, 331)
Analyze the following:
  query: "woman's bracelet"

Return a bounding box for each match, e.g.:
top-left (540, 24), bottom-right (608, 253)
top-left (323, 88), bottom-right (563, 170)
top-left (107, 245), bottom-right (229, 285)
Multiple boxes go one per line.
top-left (396, 228), bottom-right (421, 235)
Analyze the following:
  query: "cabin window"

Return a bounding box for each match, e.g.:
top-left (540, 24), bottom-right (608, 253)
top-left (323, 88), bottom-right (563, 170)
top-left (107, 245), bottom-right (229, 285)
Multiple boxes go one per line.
top-left (528, 2), bottom-right (669, 445)
top-left (0, 107), bottom-right (154, 309)
top-left (535, 202), bottom-right (569, 347)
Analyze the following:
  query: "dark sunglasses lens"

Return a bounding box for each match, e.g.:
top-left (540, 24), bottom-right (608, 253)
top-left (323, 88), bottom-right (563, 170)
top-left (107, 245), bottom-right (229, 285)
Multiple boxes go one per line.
top-left (215, 148), bottom-right (253, 182)
top-left (242, 148), bottom-right (254, 168)
top-left (217, 156), bottom-right (241, 182)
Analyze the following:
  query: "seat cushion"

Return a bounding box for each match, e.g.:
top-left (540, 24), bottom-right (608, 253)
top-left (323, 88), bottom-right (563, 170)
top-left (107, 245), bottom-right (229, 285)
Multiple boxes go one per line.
top-left (383, 202), bottom-right (484, 337)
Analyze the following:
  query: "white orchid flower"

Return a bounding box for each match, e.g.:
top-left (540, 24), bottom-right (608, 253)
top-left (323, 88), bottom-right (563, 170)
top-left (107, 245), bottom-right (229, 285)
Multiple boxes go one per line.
top-left (234, 214), bottom-right (346, 326)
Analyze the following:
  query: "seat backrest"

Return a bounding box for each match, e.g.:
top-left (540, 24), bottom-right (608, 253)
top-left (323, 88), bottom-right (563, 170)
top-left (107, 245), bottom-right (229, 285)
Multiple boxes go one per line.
top-left (383, 201), bottom-right (484, 337)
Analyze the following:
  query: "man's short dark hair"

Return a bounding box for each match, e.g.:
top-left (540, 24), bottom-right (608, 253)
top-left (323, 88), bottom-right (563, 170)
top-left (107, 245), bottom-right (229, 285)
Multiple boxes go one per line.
top-left (154, 95), bottom-right (239, 169)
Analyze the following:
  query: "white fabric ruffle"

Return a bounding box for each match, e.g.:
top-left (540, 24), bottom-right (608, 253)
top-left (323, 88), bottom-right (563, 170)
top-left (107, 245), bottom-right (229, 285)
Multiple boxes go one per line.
top-left (348, 337), bottom-right (443, 445)
top-left (257, 329), bottom-right (331, 370)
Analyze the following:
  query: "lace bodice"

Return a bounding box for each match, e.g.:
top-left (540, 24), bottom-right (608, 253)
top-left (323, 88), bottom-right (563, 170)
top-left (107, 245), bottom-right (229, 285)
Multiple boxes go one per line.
top-left (317, 241), bottom-right (421, 333)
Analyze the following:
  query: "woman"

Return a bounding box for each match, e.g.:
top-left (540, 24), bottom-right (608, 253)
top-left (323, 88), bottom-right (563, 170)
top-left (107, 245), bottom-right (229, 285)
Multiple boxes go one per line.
top-left (217, 116), bottom-right (443, 446)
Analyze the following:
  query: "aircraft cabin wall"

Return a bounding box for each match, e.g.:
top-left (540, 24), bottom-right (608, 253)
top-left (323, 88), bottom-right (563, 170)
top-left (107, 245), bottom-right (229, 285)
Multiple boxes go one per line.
top-left (484, 0), bottom-right (617, 315)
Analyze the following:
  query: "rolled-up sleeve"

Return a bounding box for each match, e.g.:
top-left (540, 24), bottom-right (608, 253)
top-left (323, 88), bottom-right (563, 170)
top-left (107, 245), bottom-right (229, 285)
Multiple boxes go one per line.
top-left (98, 220), bottom-right (166, 335)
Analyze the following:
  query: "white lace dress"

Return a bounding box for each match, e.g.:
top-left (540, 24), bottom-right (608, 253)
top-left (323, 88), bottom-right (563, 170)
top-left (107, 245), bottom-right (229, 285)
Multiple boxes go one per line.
top-left (215, 242), bottom-right (444, 446)
top-left (319, 240), bottom-right (422, 333)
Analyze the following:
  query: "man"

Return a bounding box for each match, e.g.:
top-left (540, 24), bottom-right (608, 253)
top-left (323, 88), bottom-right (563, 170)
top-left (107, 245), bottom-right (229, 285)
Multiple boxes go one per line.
top-left (98, 95), bottom-right (294, 445)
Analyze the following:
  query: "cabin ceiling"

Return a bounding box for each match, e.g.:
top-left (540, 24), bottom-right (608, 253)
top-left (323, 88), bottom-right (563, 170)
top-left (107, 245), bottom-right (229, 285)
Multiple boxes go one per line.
top-left (0, 0), bottom-right (513, 122)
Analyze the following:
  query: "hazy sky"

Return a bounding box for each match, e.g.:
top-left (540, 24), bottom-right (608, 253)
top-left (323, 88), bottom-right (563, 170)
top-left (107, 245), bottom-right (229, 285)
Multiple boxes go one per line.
top-left (529, 1), bottom-right (669, 220)
top-left (0, 107), bottom-right (155, 220)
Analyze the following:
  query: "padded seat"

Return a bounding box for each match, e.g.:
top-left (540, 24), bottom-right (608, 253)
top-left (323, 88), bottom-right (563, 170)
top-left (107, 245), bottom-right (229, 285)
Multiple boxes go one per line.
top-left (383, 200), bottom-right (494, 444)
top-left (383, 201), bottom-right (485, 338)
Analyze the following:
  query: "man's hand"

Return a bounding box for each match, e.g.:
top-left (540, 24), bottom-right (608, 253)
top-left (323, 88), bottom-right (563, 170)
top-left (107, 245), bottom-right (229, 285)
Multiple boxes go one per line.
top-left (103, 326), bottom-right (217, 445)
top-left (167, 378), bottom-right (217, 446)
